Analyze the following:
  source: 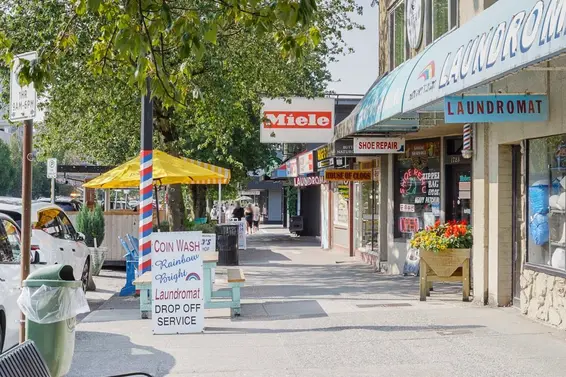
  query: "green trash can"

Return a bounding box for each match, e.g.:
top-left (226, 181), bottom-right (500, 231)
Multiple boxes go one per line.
top-left (20, 265), bottom-right (89, 377)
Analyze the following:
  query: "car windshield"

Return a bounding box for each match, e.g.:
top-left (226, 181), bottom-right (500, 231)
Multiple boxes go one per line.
top-left (57, 203), bottom-right (76, 212)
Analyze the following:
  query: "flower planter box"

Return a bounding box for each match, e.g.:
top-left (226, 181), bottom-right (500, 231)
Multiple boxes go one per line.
top-left (419, 248), bottom-right (471, 302)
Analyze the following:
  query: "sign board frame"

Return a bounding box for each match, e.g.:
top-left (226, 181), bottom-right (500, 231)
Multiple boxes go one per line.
top-left (324, 169), bottom-right (373, 182)
top-left (151, 231), bottom-right (204, 334)
top-left (47, 158), bottom-right (57, 179)
top-left (9, 51), bottom-right (38, 122)
top-left (353, 137), bottom-right (406, 154)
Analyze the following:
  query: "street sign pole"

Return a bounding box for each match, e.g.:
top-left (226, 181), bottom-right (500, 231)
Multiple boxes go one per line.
top-left (19, 119), bottom-right (32, 343)
top-left (51, 178), bottom-right (55, 204)
top-left (47, 158), bottom-right (57, 203)
top-left (10, 52), bottom-right (37, 344)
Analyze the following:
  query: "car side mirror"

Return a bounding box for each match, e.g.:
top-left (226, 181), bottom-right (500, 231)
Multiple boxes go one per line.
top-left (76, 232), bottom-right (85, 242)
top-left (30, 249), bottom-right (41, 264)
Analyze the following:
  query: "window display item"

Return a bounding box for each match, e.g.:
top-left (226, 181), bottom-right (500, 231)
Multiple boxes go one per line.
top-left (529, 213), bottom-right (549, 246)
top-left (529, 181), bottom-right (549, 215)
top-left (550, 194), bottom-right (561, 210)
top-left (551, 248), bottom-right (566, 270)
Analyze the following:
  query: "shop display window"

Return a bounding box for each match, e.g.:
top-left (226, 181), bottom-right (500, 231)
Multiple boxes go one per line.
top-left (527, 135), bottom-right (566, 271)
top-left (333, 183), bottom-right (349, 227)
top-left (394, 139), bottom-right (441, 239)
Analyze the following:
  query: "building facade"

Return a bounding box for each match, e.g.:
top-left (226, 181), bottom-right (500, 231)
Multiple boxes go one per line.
top-left (328, 0), bottom-right (566, 329)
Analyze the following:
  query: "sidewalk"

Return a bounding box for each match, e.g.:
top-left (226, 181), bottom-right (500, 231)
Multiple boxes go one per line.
top-left (68, 229), bottom-right (566, 377)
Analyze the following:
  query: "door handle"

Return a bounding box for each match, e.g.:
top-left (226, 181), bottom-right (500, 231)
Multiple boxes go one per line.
top-left (0, 277), bottom-right (5, 282)
top-left (59, 247), bottom-right (64, 251)
top-left (72, 249), bottom-right (76, 252)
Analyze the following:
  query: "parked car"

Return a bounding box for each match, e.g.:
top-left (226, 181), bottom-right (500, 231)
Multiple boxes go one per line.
top-left (0, 213), bottom-right (43, 353)
top-left (0, 202), bottom-right (91, 292)
top-left (36, 197), bottom-right (82, 212)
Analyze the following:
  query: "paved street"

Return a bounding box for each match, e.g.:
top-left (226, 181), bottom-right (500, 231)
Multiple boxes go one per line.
top-left (69, 226), bottom-right (566, 377)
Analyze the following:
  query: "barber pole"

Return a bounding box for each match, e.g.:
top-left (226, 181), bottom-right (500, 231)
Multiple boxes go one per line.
top-left (463, 123), bottom-right (472, 151)
top-left (139, 150), bottom-right (153, 273)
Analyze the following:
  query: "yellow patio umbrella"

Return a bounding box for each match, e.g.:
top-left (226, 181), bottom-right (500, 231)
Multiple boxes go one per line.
top-left (83, 150), bottom-right (226, 189)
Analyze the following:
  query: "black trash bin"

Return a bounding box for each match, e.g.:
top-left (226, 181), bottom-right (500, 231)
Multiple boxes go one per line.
top-left (216, 224), bottom-right (239, 265)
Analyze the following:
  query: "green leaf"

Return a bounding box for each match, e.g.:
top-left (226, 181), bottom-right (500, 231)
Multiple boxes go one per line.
top-left (87, 0), bottom-right (101, 12)
top-left (204, 23), bottom-right (218, 44)
top-left (161, 3), bottom-right (173, 29)
top-left (309, 27), bottom-right (321, 46)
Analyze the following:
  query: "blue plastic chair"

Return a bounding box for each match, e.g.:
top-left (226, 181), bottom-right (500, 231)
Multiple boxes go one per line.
top-left (119, 236), bottom-right (139, 296)
top-left (127, 234), bottom-right (139, 254)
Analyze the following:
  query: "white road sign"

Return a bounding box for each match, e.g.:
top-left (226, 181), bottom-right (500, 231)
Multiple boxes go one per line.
top-left (9, 51), bottom-right (37, 122)
top-left (47, 158), bottom-right (57, 179)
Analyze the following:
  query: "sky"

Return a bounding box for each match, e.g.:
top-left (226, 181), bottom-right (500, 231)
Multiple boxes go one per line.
top-left (326, 1), bottom-right (379, 96)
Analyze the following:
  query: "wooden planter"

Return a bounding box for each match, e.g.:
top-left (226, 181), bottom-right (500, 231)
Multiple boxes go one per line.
top-left (419, 248), bottom-right (471, 302)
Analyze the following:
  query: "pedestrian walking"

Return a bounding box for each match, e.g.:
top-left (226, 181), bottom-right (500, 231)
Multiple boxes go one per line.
top-left (232, 202), bottom-right (244, 221)
top-left (252, 203), bottom-right (261, 233)
top-left (244, 203), bottom-right (254, 234)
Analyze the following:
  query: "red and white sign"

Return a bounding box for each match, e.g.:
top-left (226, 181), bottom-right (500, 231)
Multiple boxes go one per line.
top-left (353, 137), bottom-right (406, 154)
top-left (298, 152), bottom-right (314, 174)
top-left (286, 159), bottom-right (298, 178)
top-left (294, 176), bottom-right (326, 187)
top-left (260, 97), bottom-right (335, 143)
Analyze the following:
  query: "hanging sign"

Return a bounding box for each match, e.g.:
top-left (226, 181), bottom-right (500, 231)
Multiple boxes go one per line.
top-left (152, 231), bottom-right (204, 334)
top-left (354, 137), bottom-right (406, 154)
top-left (237, 220), bottom-right (247, 249)
top-left (286, 158), bottom-right (298, 178)
top-left (298, 152), bottom-right (314, 174)
top-left (324, 169), bottom-right (372, 181)
top-left (444, 94), bottom-right (548, 123)
top-left (333, 139), bottom-right (354, 156)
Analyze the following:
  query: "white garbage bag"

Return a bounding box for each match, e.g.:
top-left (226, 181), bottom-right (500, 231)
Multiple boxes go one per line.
top-left (17, 285), bottom-right (90, 324)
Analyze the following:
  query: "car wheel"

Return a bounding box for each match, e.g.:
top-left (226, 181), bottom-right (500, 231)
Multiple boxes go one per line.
top-left (81, 259), bottom-right (90, 293)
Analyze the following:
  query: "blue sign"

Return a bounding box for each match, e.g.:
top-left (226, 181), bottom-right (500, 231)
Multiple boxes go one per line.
top-left (404, 0), bottom-right (566, 114)
top-left (444, 94), bottom-right (548, 123)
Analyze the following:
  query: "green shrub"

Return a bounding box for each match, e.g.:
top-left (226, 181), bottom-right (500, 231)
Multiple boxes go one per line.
top-left (153, 221), bottom-right (170, 232)
top-left (184, 219), bottom-right (216, 234)
top-left (76, 205), bottom-right (105, 247)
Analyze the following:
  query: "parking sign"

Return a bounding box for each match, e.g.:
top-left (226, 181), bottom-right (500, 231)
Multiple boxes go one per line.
top-left (47, 158), bottom-right (57, 179)
top-left (9, 52), bottom-right (37, 122)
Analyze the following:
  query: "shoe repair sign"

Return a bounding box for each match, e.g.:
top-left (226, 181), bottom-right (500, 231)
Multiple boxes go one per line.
top-left (152, 231), bottom-right (204, 334)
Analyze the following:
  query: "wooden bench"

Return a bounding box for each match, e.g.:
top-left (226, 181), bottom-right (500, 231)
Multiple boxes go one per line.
top-left (208, 268), bottom-right (246, 317)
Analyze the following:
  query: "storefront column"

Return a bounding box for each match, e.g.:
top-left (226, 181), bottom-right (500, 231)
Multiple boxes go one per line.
top-left (386, 154), bottom-right (395, 273)
top-left (378, 156), bottom-right (389, 266)
top-left (487, 140), bottom-right (514, 306)
top-left (472, 123), bottom-right (489, 305)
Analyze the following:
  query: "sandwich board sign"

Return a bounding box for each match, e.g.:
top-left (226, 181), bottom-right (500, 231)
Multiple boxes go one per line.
top-left (9, 52), bottom-right (37, 122)
top-left (151, 231), bottom-right (204, 334)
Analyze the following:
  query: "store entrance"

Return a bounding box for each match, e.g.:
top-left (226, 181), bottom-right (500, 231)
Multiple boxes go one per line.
top-left (445, 164), bottom-right (472, 224)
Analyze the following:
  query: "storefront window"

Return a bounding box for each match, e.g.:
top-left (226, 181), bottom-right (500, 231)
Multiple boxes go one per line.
top-left (394, 139), bottom-right (441, 239)
top-left (334, 183), bottom-right (349, 227)
top-left (527, 135), bottom-right (566, 270)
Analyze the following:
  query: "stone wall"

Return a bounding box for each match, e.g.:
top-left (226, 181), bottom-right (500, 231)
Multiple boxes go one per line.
top-left (520, 269), bottom-right (566, 329)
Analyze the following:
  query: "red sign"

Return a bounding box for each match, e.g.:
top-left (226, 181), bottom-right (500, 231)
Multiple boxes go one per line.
top-left (263, 111), bottom-right (332, 129)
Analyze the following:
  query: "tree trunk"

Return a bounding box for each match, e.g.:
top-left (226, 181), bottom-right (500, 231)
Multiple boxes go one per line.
top-left (167, 184), bottom-right (185, 230)
top-left (189, 185), bottom-right (208, 218)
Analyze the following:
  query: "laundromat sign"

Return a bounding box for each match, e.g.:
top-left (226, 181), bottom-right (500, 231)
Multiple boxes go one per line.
top-left (403, 0), bottom-right (566, 113)
top-left (444, 94), bottom-right (548, 123)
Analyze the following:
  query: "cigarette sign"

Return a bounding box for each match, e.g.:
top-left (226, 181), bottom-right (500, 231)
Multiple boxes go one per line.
top-left (324, 169), bottom-right (372, 181)
top-left (353, 137), bottom-right (406, 154)
top-left (152, 231), bottom-right (204, 334)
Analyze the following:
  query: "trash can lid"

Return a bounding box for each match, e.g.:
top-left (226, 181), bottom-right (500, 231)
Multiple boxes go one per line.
top-left (23, 265), bottom-right (81, 288)
top-left (23, 279), bottom-right (82, 288)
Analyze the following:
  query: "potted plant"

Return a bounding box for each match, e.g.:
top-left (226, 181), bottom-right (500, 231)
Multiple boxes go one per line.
top-left (77, 205), bottom-right (107, 276)
top-left (410, 220), bottom-right (472, 301)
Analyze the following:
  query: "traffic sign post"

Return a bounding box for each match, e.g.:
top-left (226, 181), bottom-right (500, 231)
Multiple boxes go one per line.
top-left (9, 52), bottom-right (37, 122)
top-left (47, 158), bottom-right (57, 203)
top-left (10, 51), bottom-right (37, 343)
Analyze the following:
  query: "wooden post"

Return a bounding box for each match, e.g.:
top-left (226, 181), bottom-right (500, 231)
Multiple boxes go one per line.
top-left (419, 259), bottom-right (428, 302)
top-left (462, 258), bottom-right (470, 302)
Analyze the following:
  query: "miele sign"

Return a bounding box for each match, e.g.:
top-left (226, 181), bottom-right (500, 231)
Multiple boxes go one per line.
top-left (353, 137), bottom-right (406, 154)
top-left (260, 97), bottom-right (335, 143)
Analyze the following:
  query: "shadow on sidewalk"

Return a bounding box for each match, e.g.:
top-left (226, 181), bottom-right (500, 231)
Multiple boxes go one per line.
top-left (67, 331), bottom-right (175, 377)
top-left (204, 323), bottom-right (485, 334)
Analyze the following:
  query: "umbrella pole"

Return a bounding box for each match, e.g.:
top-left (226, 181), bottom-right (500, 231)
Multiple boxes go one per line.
top-left (155, 186), bottom-right (161, 229)
top-left (218, 183), bottom-right (222, 224)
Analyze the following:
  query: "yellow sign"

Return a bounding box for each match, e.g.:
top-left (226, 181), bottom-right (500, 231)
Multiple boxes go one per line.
top-left (324, 169), bottom-right (372, 181)
top-left (316, 145), bottom-right (330, 161)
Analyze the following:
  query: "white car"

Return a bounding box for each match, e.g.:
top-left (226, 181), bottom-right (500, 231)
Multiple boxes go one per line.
top-left (0, 213), bottom-right (43, 352)
top-left (0, 202), bottom-right (91, 291)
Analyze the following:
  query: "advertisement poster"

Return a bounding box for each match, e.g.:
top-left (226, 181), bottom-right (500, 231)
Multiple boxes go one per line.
top-left (201, 233), bottom-right (216, 252)
top-left (152, 231), bottom-right (204, 335)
